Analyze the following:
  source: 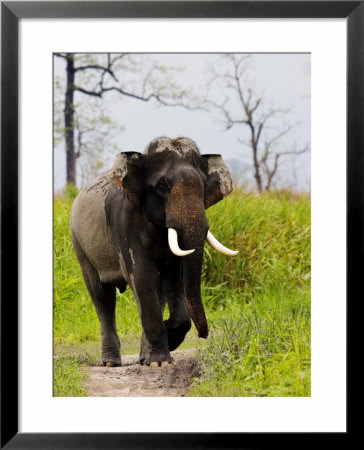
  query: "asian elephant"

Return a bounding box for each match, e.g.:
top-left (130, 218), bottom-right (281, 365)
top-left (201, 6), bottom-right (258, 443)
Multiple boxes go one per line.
top-left (70, 137), bottom-right (238, 367)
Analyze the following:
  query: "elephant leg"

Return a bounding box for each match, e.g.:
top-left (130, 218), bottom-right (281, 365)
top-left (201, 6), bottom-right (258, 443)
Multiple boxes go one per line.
top-left (129, 264), bottom-right (171, 366)
top-left (161, 261), bottom-right (191, 351)
top-left (89, 282), bottom-right (120, 367)
top-left (139, 295), bottom-right (167, 364)
top-left (139, 331), bottom-right (149, 364)
top-left (72, 235), bottom-right (121, 367)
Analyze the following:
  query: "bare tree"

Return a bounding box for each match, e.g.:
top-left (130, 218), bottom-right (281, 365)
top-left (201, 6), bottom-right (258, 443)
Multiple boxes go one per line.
top-left (54, 53), bottom-right (197, 185)
top-left (205, 54), bottom-right (309, 192)
top-left (54, 75), bottom-right (123, 186)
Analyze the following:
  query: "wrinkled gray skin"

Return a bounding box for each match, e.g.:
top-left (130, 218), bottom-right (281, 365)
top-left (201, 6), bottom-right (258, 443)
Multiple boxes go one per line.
top-left (70, 137), bottom-right (233, 367)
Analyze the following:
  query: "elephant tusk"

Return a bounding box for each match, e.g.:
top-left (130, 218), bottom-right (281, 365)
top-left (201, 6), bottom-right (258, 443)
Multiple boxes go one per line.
top-left (206, 231), bottom-right (239, 256)
top-left (168, 228), bottom-right (195, 257)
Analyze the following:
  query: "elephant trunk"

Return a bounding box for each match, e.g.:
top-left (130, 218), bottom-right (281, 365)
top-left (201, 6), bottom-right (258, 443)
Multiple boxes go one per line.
top-left (181, 247), bottom-right (208, 338)
top-left (166, 176), bottom-right (209, 338)
top-left (167, 223), bottom-right (208, 338)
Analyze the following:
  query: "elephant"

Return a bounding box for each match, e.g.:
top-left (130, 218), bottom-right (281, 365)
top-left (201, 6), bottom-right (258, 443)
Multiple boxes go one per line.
top-left (70, 137), bottom-right (238, 368)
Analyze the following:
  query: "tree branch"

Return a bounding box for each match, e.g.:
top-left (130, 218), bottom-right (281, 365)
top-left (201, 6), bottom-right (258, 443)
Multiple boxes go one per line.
top-left (74, 64), bottom-right (118, 81)
top-left (74, 87), bottom-right (102, 97)
top-left (54, 53), bottom-right (67, 60)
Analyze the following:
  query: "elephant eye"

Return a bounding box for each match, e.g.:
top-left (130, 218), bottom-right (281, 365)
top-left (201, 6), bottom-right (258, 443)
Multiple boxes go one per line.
top-left (157, 178), bottom-right (169, 193)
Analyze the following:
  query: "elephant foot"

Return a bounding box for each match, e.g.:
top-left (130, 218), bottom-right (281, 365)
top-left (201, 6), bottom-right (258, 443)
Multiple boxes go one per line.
top-left (141, 352), bottom-right (174, 367)
top-left (150, 360), bottom-right (175, 368)
top-left (98, 358), bottom-right (121, 367)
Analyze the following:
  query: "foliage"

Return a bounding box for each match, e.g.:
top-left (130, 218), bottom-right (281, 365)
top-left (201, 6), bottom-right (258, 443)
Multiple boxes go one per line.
top-left (53, 188), bottom-right (310, 397)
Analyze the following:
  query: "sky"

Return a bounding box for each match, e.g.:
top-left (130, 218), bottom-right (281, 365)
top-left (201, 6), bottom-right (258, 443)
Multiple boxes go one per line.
top-left (54, 53), bottom-right (310, 192)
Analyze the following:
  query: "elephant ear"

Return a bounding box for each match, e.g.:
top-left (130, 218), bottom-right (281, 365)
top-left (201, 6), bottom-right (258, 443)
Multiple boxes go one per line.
top-left (109, 152), bottom-right (143, 206)
top-left (202, 154), bottom-right (233, 209)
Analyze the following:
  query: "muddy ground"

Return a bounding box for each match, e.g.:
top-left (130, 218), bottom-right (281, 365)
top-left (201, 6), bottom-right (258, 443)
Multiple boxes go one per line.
top-left (84, 348), bottom-right (200, 397)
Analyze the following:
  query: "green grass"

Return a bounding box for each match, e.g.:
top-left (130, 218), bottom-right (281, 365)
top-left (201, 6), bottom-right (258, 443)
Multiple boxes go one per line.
top-left (54, 186), bottom-right (310, 397)
top-left (54, 355), bottom-right (90, 397)
top-left (190, 286), bottom-right (310, 396)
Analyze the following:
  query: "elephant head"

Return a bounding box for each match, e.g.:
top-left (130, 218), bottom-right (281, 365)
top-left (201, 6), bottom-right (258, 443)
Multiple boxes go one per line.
top-left (109, 137), bottom-right (238, 339)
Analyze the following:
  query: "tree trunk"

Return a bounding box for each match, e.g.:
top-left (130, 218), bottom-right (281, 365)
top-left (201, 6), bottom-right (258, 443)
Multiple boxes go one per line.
top-left (252, 145), bottom-right (263, 193)
top-left (65, 54), bottom-right (76, 185)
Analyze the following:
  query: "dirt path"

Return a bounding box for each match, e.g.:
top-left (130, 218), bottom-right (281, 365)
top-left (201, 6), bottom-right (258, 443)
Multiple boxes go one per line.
top-left (84, 348), bottom-right (200, 397)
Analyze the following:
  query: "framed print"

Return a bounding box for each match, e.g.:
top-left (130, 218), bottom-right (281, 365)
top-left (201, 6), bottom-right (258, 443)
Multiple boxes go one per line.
top-left (1, 1), bottom-right (358, 448)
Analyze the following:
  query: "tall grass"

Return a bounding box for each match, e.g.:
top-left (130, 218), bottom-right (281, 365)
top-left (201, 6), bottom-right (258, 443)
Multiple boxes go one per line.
top-left (193, 188), bottom-right (311, 396)
top-left (191, 286), bottom-right (310, 396)
top-left (54, 187), bottom-right (310, 396)
top-left (203, 188), bottom-right (310, 291)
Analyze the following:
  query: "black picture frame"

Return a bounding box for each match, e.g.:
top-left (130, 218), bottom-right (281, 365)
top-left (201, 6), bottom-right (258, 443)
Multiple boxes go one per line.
top-left (1, 1), bottom-right (358, 448)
